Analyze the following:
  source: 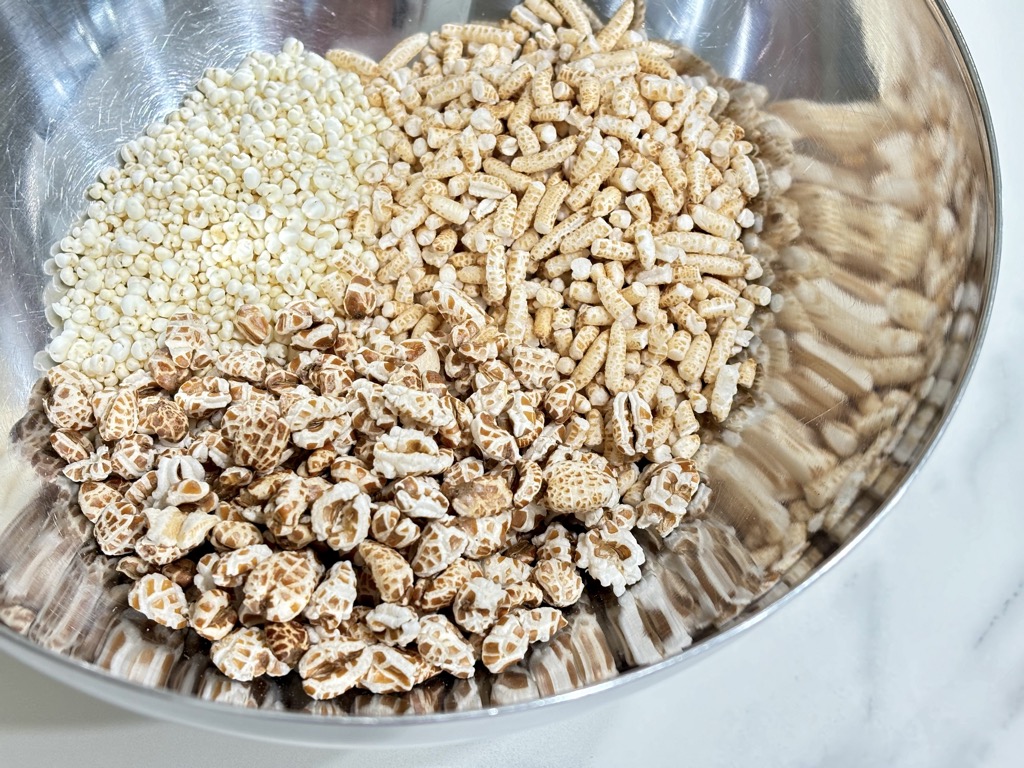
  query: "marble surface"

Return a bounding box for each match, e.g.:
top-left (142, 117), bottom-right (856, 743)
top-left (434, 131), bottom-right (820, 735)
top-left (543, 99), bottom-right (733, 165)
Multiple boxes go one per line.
top-left (1, 0), bottom-right (1020, 765)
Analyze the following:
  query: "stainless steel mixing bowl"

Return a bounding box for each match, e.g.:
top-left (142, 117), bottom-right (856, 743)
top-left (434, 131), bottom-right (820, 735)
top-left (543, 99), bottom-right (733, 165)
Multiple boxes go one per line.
top-left (0, 0), bottom-right (999, 747)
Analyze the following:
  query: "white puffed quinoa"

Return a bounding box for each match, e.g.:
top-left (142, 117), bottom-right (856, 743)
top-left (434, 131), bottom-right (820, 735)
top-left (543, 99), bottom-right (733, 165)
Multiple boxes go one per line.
top-left (42, 39), bottom-right (388, 388)
top-left (31, 0), bottom-right (785, 698)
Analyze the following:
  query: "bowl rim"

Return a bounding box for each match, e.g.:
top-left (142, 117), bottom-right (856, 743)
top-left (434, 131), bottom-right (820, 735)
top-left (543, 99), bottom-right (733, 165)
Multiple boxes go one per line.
top-left (0, 0), bottom-right (1003, 733)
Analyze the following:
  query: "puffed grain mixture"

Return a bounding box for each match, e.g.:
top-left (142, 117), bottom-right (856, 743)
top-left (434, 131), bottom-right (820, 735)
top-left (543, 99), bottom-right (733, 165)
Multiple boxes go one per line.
top-left (36, 0), bottom-right (776, 696)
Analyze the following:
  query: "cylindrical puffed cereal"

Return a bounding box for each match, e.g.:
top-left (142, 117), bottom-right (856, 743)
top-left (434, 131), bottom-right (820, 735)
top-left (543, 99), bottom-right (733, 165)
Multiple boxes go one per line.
top-left (568, 325), bottom-right (600, 361)
top-left (459, 131), bottom-right (483, 173)
top-left (703, 276), bottom-right (740, 300)
top-left (672, 398), bottom-right (699, 436)
top-left (679, 331), bottom-right (712, 383)
top-left (507, 89), bottom-right (534, 132)
top-left (501, 18), bottom-right (531, 45)
top-left (710, 120), bottom-right (743, 160)
top-left (457, 265), bottom-right (487, 284)
top-left (568, 280), bottom-right (600, 305)
top-left (666, 329), bottom-right (693, 362)
top-left (514, 124), bottom-right (541, 156)
top-left (533, 306), bottom-right (555, 343)
top-left (541, 251), bottom-right (576, 279)
top-left (511, 180), bottom-right (545, 239)
top-left (441, 23), bottom-right (515, 47)
top-left (650, 207), bottom-right (674, 236)
top-left (390, 202), bottom-right (429, 238)
top-left (633, 157), bottom-right (661, 192)
top-left (594, 115), bottom-right (640, 142)
top-left (625, 193), bottom-right (652, 223)
top-left (553, 328), bottom-right (574, 356)
top-left (661, 230), bottom-right (736, 255)
top-left (569, 139), bottom-right (605, 184)
top-left (507, 249), bottom-right (532, 288)
top-left (658, 282), bottom-right (692, 310)
top-left (570, 329), bottom-right (608, 388)
top-left (510, 5), bottom-right (543, 32)
top-left (326, 48), bottom-right (380, 78)
top-left (552, 0), bottom-right (592, 34)
top-left (526, 0), bottom-right (563, 25)
top-left (607, 166), bottom-right (639, 193)
top-left (708, 362), bottom-right (740, 421)
top-left (390, 304), bottom-right (427, 335)
top-left (689, 204), bottom-right (740, 240)
top-left (577, 76), bottom-right (600, 114)
top-left (737, 357), bottom-right (757, 388)
top-left (684, 153), bottom-right (712, 204)
top-left (531, 211), bottom-right (586, 261)
top-left (652, 179), bottom-right (680, 214)
top-left (531, 102), bottom-right (571, 123)
top-left (493, 193), bottom-right (518, 239)
top-left (353, 207), bottom-right (375, 242)
top-left (484, 245), bottom-right (508, 305)
top-left (419, 155), bottom-right (464, 181)
top-left (431, 228), bottom-right (458, 255)
top-left (425, 194), bottom-right (471, 226)
top-left (577, 305), bottom-right (614, 326)
top-left (511, 136), bottom-right (578, 174)
top-left (497, 62), bottom-right (535, 100)
top-left (590, 187), bottom-right (623, 218)
top-left (741, 283), bottom-right (771, 306)
top-left (696, 296), bottom-right (737, 319)
top-left (531, 63), bottom-right (555, 107)
top-left (563, 172), bottom-right (602, 212)
top-left (638, 74), bottom-right (686, 103)
top-left (635, 226), bottom-right (656, 270)
top-left (591, 238), bottom-right (635, 263)
top-left (512, 229), bottom-right (540, 251)
top-left (585, 409), bottom-right (604, 448)
top-left (685, 253), bottom-right (746, 278)
top-left (730, 154), bottom-right (759, 197)
top-left (605, 321), bottom-right (628, 394)
top-left (703, 183), bottom-right (743, 215)
top-left (471, 76), bottom-right (499, 106)
top-left (442, 38), bottom-right (463, 69)
top-left (634, 364), bottom-right (663, 404)
top-left (379, 84), bottom-right (408, 124)
top-left (503, 282), bottom-right (531, 345)
top-left (594, 271), bottom-right (634, 327)
top-left (625, 327), bottom-right (648, 351)
top-left (380, 33), bottom-right (429, 77)
top-left (602, 260), bottom-right (625, 289)
top-left (534, 179), bottom-right (570, 235)
top-left (411, 312), bottom-right (441, 339)
top-left (425, 74), bottom-right (474, 107)
top-left (669, 301), bottom-right (707, 335)
top-left (389, 130), bottom-right (417, 164)
top-left (595, 0), bottom-right (634, 51)
top-left (621, 283), bottom-right (647, 306)
top-left (468, 173), bottom-right (512, 199)
top-left (560, 218), bottom-right (611, 253)
top-left (636, 288), bottom-right (660, 325)
top-left (611, 83), bottom-right (637, 118)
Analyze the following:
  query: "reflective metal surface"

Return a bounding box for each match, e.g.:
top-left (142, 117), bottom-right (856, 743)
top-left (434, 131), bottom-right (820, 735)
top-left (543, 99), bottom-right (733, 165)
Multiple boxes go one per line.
top-left (0, 0), bottom-right (999, 746)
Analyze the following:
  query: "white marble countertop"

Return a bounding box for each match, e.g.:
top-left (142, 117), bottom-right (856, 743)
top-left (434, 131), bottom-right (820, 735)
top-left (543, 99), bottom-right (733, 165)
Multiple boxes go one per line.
top-left (1, 0), bottom-right (1020, 765)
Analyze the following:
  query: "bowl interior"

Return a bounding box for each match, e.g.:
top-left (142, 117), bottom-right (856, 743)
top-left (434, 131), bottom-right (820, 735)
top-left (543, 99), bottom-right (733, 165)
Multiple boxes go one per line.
top-left (0, 0), bottom-right (998, 743)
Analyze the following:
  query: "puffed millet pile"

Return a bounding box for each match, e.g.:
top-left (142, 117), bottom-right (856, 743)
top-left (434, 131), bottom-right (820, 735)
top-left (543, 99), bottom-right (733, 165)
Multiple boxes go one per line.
top-left (36, 0), bottom-right (776, 696)
top-left (43, 39), bottom-right (389, 387)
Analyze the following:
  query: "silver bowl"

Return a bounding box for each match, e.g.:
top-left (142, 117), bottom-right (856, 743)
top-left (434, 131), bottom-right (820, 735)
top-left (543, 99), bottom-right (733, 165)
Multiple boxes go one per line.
top-left (0, 0), bottom-right (999, 747)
